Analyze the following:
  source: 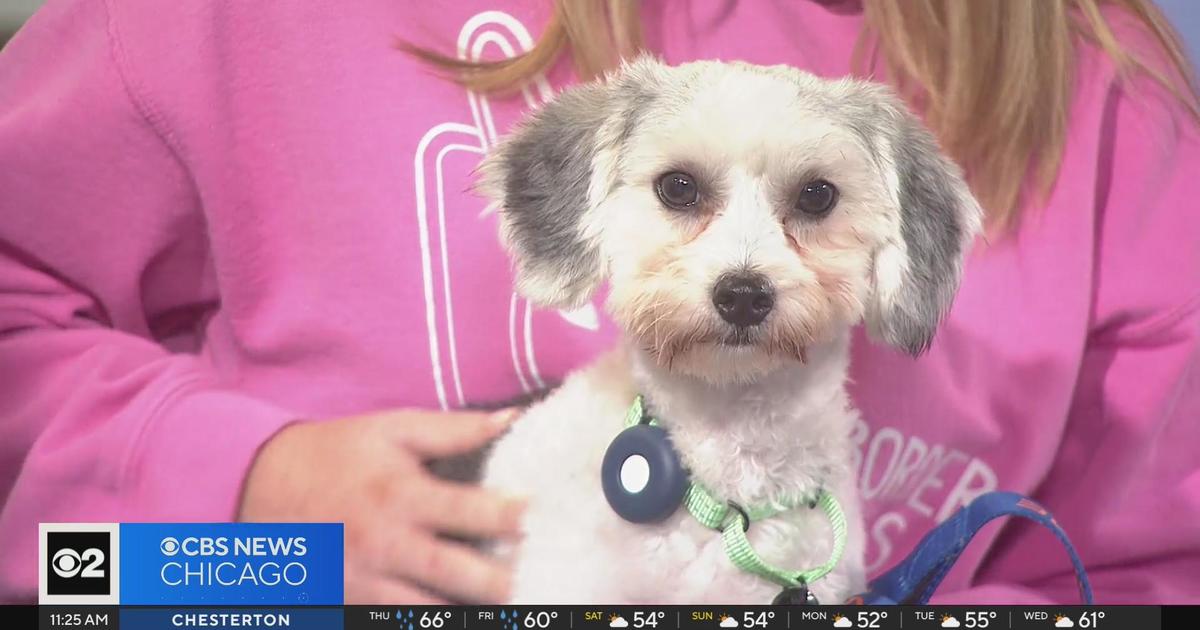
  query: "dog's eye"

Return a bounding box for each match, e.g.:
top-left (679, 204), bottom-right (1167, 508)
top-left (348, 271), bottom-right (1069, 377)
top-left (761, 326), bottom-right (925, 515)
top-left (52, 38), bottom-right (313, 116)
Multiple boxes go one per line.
top-left (656, 172), bottom-right (700, 209)
top-left (795, 180), bottom-right (838, 217)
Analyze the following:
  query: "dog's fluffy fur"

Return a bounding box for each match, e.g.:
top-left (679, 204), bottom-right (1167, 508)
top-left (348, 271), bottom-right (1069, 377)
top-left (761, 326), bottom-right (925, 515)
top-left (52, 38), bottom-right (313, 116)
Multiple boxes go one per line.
top-left (476, 58), bottom-right (981, 604)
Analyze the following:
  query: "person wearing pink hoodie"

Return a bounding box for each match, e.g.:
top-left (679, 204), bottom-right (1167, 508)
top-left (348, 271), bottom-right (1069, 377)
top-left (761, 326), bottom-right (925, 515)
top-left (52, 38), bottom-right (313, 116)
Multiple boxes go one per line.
top-left (1, 0), bottom-right (1198, 606)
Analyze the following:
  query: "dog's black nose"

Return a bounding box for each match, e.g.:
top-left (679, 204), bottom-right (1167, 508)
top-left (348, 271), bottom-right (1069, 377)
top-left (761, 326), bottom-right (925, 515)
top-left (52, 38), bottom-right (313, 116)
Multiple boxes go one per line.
top-left (712, 273), bottom-right (774, 328)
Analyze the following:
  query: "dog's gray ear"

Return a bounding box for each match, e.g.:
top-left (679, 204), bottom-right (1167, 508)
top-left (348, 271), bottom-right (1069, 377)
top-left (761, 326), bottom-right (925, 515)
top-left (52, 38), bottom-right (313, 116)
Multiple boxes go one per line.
top-left (862, 91), bottom-right (983, 356)
top-left (480, 56), bottom-right (664, 308)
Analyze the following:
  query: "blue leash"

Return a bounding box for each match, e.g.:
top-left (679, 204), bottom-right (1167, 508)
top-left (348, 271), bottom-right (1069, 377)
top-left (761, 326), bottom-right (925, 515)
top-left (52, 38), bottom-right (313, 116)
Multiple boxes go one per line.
top-left (851, 491), bottom-right (1094, 605)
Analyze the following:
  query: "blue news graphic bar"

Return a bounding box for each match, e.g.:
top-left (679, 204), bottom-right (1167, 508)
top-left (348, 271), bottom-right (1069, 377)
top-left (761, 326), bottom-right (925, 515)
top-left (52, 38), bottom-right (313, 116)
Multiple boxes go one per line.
top-left (120, 607), bottom-right (343, 630)
top-left (119, 523), bottom-right (344, 606)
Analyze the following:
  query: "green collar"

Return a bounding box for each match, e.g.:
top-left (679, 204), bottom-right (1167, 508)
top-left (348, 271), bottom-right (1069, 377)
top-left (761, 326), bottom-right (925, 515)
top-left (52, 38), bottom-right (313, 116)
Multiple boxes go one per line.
top-left (625, 395), bottom-right (847, 589)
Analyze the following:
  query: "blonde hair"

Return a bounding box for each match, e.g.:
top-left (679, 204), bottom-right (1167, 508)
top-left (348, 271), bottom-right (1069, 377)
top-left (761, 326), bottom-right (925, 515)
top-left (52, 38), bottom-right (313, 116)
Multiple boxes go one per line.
top-left (403, 0), bottom-right (1200, 229)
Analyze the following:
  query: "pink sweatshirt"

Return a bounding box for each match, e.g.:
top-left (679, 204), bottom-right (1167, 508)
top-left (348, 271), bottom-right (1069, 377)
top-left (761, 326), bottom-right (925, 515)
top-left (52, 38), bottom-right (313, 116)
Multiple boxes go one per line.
top-left (1, 0), bottom-right (1197, 605)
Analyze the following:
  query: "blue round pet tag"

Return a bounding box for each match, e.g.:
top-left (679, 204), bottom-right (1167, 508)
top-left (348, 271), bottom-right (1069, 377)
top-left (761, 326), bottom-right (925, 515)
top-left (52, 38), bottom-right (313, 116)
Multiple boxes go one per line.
top-left (601, 424), bottom-right (689, 523)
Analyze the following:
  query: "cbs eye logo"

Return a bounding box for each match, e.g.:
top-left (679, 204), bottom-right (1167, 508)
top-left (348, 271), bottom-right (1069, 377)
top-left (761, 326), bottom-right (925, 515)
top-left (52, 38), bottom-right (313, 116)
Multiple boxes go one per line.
top-left (46, 532), bottom-right (111, 596)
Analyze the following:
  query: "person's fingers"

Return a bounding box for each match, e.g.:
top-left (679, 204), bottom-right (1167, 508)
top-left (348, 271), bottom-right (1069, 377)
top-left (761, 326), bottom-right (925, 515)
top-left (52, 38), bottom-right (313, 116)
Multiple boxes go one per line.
top-left (387, 409), bottom-right (519, 458)
top-left (411, 478), bottom-right (526, 539)
top-left (392, 535), bottom-right (513, 604)
top-left (346, 574), bottom-right (447, 605)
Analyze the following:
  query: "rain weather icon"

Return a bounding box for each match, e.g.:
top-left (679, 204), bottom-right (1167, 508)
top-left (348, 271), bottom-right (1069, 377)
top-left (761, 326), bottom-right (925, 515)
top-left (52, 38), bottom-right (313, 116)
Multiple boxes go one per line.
top-left (609, 615), bottom-right (629, 628)
top-left (498, 609), bottom-right (521, 630)
top-left (719, 615), bottom-right (739, 628)
top-left (1054, 615), bottom-right (1075, 628)
top-left (832, 614), bottom-right (854, 628)
top-left (398, 609), bottom-right (414, 630)
top-left (940, 615), bottom-right (961, 628)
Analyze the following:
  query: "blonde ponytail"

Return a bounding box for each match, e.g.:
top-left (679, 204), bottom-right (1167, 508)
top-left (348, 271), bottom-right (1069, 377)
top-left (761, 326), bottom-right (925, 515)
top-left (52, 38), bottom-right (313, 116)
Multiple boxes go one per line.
top-left (404, 0), bottom-right (1200, 229)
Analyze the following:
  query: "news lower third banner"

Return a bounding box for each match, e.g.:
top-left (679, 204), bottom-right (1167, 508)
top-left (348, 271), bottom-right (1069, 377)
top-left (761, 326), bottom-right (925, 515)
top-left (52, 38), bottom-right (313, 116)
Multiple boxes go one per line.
top-left (35, 522), bottom-right (342, 627)
top-left (17, 522), bottom-right (1187, 630)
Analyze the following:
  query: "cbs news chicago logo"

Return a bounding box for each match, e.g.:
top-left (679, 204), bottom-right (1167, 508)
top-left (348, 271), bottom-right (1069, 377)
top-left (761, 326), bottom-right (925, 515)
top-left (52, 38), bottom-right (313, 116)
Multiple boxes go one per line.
top-left (39, 523), bottom-right (120, 604)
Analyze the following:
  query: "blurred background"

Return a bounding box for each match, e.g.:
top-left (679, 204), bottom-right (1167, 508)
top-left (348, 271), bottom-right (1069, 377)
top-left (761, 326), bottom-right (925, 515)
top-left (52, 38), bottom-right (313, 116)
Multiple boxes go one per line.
top-left (1, 0), bottom-right (1198, 68)
top-left (1164, 1), bottom-right (1200, 68)
top-left (1, 0), bottom-right (40, 47)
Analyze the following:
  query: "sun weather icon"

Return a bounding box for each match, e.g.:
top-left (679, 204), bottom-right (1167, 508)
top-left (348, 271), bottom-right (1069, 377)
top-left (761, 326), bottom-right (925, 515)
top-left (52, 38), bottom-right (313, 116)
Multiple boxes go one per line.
top-left (718, 614), bottom-right (739, 628)
top-left (940, 615), bottom-right (961, 628)
top-left (832, 614), bottom-right (853, 628)
top-left (498, 609), bottom-right (521, 630)
top-left (608, 615), bottom-right (629, 628)
top-left (1054, 615), bottom-right (1075, 628)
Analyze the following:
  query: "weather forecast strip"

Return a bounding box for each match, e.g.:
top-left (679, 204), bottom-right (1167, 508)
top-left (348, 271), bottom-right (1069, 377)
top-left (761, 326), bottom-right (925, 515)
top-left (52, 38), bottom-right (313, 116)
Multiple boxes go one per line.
top-left (5, 605), bottom-right (1186, 630)
top-left (344, 606), bottom-right (1161, 630)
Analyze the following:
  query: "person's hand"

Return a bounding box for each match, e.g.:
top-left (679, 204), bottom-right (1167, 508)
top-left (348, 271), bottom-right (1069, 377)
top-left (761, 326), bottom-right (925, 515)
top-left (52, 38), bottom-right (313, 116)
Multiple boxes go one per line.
top-left (238, 408), bottom-right (524, 604)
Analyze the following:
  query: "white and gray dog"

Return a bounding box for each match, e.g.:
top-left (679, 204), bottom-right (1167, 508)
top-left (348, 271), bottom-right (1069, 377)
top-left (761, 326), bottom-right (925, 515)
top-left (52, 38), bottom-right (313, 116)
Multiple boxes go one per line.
top-left (476, 57), bottom-right (981, 604)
